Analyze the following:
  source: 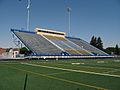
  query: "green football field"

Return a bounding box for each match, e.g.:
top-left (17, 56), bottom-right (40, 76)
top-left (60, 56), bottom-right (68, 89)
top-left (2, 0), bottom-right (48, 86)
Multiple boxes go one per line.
top-left (0, 58), bottom-right (120, 90)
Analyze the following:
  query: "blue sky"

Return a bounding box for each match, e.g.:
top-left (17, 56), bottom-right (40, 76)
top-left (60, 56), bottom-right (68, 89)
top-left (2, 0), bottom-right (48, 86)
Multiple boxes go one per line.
top-left (0, 0), bottom-right (120, 48)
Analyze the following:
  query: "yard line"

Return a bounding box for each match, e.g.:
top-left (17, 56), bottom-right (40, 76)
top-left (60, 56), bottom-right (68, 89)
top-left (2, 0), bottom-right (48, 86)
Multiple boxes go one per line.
top-left (104, 69), bottom-right (120, 74)
top-left (0, 63), bottom-right (19, 64)
top-left (54, 63), bottom-right (120, 70)
top-left (21, 63), bottom-right (120, 78)
top-left (37, 62), bottom-right (119, 72)
top-left (47, 72), bottom-right (71, 75)
top-left (5, 65), bottom-right (108, 90)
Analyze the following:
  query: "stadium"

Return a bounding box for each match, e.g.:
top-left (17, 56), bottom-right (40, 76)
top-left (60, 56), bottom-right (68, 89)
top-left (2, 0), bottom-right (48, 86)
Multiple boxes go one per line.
top-left (11, 28), bottom-right (112, 59)
top-left (0, 0), bottom-right (120, 90)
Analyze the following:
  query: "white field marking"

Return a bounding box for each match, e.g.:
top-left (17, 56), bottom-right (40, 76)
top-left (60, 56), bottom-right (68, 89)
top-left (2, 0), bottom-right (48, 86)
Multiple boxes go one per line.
top-left (8, 65), bottom-right (108, 90)
top-left (51, 63), bottom-right (120, 71)
top-left (97, 61), bottom-right (105, 63)
top-left (0, 63), bottom-right (19, 64)
top-left (104, 69), bottom-right (120, 74)
top-left (25, 62), bottom-right (115, 70)
top-left (71, 63), bottom-right (85, 65)
top-left (21, 63), bottom-right (120, 78)
top-left (47, 72), bottom-right (71, 75)
top-left (114, 60), bottom-right (120, 62)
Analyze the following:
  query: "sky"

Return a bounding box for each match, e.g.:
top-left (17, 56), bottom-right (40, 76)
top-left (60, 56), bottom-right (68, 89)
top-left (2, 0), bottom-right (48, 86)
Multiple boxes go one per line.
top-left (0, 0), bottom-right (120, 48)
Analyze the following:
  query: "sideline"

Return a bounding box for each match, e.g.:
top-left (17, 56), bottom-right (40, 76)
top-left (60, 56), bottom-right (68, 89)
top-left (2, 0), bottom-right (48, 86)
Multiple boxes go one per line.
top-left (21, 63), bottom-right (120, 78)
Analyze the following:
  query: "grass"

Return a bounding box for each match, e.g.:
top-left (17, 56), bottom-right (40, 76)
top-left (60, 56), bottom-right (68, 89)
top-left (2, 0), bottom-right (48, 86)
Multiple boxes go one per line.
top-left (0, 58), bottom-right (120, 90)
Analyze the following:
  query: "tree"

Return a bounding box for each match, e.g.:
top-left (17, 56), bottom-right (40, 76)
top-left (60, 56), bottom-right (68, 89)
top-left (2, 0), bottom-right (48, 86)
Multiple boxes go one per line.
top-left (90, 36), bottom-right (97, 47)
top-left (90, 36), bottom-right (104, 51)
top-left (90, 36), bottom-right (94, 45)
top-left (104, 47), bottom-right (114, 54)
top-left (114, 44), bottom-right (120, 55)
top-left (96, 37), bottom-right (103, 50)
top-left (20, 47), bottom-right (29, 55)
top-left (6, 48), bottom-right (12, 52)
top-left (105, 45), bottom-right (120, 55)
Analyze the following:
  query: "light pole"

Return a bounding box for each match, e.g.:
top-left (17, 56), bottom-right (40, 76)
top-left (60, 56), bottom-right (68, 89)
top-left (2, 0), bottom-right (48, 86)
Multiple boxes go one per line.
top-left (67, 7), bottom-right (71, 36)
top-left (27, 0), bottom-right (31, 31)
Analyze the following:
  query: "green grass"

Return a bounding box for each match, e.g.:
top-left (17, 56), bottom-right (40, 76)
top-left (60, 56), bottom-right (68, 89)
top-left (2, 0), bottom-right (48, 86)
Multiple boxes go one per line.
top-left (0, 58), bottom-right (120, 90)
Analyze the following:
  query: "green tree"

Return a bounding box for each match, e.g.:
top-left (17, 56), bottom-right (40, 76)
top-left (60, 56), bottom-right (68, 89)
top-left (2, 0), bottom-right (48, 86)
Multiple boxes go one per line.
top-left (104, 47), bottom-right (114, 54)
top-left (114, 44), bottom-right (120, 55)
top-left (20, 47), bottom-right (29, 54)
top-left (90, 36), bottom-right (104, 50)
top-left (90, 36), bottom-right (95, 45)
top-left (96, 37), bottom-right (103, 50)
top-left (90, 36), bottom-right (97, 47)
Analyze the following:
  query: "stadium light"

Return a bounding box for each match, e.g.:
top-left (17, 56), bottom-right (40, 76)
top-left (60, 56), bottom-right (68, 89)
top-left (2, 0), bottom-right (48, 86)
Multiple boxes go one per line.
top-left (27, 0), bottom-right (31, 31)
top-left (18, 0), bottom-right (31, 31)
top-left (67, 7), bottom-right (72, 36)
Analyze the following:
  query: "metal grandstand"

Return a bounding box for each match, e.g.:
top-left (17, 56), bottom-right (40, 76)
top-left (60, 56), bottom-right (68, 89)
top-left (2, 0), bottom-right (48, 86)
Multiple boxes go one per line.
top-left (11, 28), bottom-right (112, 59)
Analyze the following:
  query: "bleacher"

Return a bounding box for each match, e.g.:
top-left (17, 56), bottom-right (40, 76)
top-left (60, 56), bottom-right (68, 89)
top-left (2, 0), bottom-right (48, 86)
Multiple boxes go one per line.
top-left (12, 30), bottom-right (62, 55)
top-left (66, 37), bottom-right (108, 55)
top-left (11, 28), bottom-right (109, 58)
top-left (44, 35), bottom-right (91, 55)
